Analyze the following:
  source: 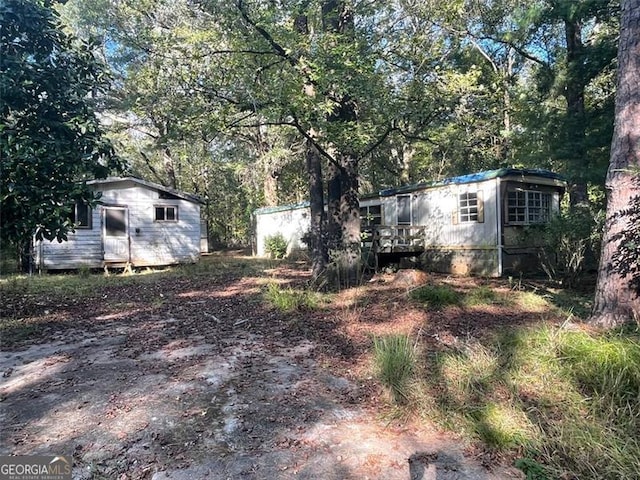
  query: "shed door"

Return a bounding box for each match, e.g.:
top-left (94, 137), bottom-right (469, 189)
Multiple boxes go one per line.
top-left (103, 207), bottom-right (130, 263)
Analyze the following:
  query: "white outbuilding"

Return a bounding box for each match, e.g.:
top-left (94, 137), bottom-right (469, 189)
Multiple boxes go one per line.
top-left (35, 177), bottom-right (205, 270)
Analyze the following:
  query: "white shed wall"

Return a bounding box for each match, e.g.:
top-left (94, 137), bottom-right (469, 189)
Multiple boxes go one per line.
top-left (99, 184), bottom-right (201, 266)
top-left (37, 181), bottom-right (201, 269)
top-left (37, 207), bottom-right (103, 269)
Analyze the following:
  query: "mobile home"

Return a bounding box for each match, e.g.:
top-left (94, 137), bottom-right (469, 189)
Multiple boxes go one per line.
top-left (376, 168), bottom-right (566, 276)
top-left (253, 168), bottom-right (566, 276)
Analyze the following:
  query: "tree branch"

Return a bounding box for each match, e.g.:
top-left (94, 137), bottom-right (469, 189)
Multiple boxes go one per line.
top-left (139, 151), bottom-right (167, 186)
top-left (236, 0), bottom-right (296, 66)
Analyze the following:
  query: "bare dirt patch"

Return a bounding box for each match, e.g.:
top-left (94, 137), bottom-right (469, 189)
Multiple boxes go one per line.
top-left (1, 259), bottom-right (527, 479)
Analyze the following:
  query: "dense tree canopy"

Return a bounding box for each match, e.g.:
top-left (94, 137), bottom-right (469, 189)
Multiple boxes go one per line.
top-left (49, 0), bottom-right (629, 288)
top-left (0, 0), bottom-right (122, 269)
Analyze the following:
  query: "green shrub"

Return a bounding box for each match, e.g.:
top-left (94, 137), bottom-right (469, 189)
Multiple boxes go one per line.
top-left (264, 233), bottom-right (288, 259)
top-left (535, 206), bottom-right (603, 287)
top-left (410, 284), bottom-right (460, 309)
top-left (373, 334), bottom-right (416, 404)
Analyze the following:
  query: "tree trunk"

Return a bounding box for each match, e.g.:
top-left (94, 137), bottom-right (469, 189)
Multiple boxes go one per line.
top-left (564, 18), bottom-right (589, 206)
top-left (339, 153), bottom-right (361, 287)
top-left (590, 0), bottom-right (640, 327)
top-left (326, 159), bottom-right (342, 251)
top-left (17, 236), bottom-right (33, 274)
top-left (306, 142), bottom-right (328, 282)
top-left (500, 48), bottom-right (514, 164)
top-left (321, 0), bottom-right (361, 287)
top-left (257, 129), bottom-right (279, 206)
top-left (163, 146), bottom-right (178, 190)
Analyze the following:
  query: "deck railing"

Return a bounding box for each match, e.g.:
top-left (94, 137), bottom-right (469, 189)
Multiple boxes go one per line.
top-left (363, 225), bottom-right (427, 253)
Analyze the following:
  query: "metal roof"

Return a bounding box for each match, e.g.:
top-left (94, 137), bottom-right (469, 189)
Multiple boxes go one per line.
top-left (378, 168), bottom-right (566, 196)
top-left (253, 168), bottom-right (566, 214)
top-left (87, 177), bottom-right (205, 204)
top-left (254, 201), bottom-right (310, 215)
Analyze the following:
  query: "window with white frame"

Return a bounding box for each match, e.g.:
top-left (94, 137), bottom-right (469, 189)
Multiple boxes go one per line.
top-left (459, 192), bottom-right (478, 222)
top-left (70, 202), bottom-right (91, 228)
top-left (457, 191), bottom-right (484, 223)
top-left (507, 190), bottom-right (551, 224)
top-left (155, 205), bottom-right (178, 222)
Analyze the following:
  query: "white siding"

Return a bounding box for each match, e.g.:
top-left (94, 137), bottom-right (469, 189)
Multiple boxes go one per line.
top-left (255, 207), bottom-right (311, 257)
top-left (38, 180), bottom-right (201, 269)
top-left (37, 207), bottom-right (103, 269)
top-left (100, 183), bottom-right (200, 266)
top-left (381, 179), bottom-right (498, 248)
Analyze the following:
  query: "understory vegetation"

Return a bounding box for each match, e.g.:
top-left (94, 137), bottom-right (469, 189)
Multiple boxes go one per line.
top-left (1, 257), bottom-right (638, 479)
top-left (263, 282), bottom-right (325, 312)
top-left (375, 283), bottom-right (640, 479)
top-left (421, 326), bottom-right (640, 479)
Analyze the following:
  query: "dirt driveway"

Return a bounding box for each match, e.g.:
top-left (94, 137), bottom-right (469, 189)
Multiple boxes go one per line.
top-left (1, 259), bottom-right (523, 479)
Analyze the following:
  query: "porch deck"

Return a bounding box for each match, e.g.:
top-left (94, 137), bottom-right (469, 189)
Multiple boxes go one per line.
top-left (363, 225), bottom-right (427, 254)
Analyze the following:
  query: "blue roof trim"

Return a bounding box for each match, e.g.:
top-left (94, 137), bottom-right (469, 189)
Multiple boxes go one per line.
top-left (379, 168), bottom-right (565, 196)
top-left (254, 201), bottom-right (310, 215)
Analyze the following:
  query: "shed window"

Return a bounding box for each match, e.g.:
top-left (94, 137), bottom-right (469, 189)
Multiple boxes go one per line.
top-left (507, 190), bottom-right (551, 224)
top-left (70, 202), bottom-right (91, 228)
top-left (457, 191), bottom-right (484, 223)
top-left (155, 206), bottom-right (177, 222)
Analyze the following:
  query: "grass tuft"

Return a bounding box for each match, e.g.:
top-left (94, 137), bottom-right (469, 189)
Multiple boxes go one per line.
top-left (416, 325), bottom-right (640, 479)
top-left (462, 285), bottom-right (513, 307)
top-left (515, 291), bottom-right (549, 311)
top-left (472, 402), bottom-right (538, 449)
top-left (410, 284), bottom-right (460, 309)
top-left (373, 334), bottom-right (416, 404)
top-left (263, 282), bottom-right (321, 312)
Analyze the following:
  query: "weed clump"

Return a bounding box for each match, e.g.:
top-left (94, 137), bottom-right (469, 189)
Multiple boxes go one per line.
top-left (373, 334), bottom-right (416, 404)
top-left (263, 282), bottom-right (320, 312)
top-left (410, 284), bottom-right (460, 309)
